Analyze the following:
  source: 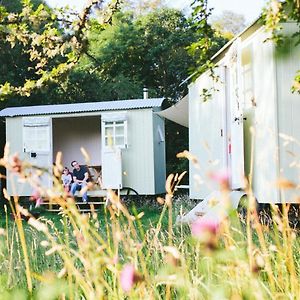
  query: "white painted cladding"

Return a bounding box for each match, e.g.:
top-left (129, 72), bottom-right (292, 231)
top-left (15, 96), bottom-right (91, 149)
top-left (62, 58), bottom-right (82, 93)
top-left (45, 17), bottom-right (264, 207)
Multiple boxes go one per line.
top-left (5, 107), bottom-right (166, 196)
top-left (189, 21), bottom-right (300, 204)
top-left (276, 23), bottom-right (300, 203)
top-left (189, 69), bottom-right (226, 199)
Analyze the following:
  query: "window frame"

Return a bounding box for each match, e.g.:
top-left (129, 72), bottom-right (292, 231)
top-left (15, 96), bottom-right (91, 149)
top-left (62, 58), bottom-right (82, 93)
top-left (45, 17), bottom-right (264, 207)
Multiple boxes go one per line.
top-left (102, 120), bottom-right (128, 150)
top-left (22, 117), bottom-right (51, 153)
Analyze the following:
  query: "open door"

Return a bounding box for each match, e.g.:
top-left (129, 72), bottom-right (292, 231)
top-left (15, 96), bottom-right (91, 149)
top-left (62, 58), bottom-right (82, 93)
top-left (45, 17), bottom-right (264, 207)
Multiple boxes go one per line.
top-left (225, 39), bottom-right (245, 190)
top-left (23, 116), bottom-right (53, 189)
top-left (101, 113), bottom-right (127, 189)
top-left (102, 148), bottom-right (122, 189)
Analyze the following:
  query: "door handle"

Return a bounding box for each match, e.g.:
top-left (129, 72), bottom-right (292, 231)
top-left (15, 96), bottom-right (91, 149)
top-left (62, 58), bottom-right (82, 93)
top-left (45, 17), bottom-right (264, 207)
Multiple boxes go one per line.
top-left (234, 116), bottom-right (247, 122)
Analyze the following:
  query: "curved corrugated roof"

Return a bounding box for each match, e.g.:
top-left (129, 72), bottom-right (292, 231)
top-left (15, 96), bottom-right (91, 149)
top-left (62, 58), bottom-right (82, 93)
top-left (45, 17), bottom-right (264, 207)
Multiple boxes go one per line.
top-left (0, 98), bottom-right (164, 117)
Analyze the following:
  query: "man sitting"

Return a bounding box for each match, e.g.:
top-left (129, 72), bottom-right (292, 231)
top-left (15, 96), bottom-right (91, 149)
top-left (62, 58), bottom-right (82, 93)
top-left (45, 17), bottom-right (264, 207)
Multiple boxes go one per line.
top-left (70, 160), bottom-right (89, 203)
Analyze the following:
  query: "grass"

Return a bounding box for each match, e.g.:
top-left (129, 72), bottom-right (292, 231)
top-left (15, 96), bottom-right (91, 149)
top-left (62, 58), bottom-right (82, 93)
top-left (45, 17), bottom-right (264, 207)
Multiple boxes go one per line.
top-left (0, 155), bottom-right (300, 299)
top-left (0, 193), bottom-right (299, 299)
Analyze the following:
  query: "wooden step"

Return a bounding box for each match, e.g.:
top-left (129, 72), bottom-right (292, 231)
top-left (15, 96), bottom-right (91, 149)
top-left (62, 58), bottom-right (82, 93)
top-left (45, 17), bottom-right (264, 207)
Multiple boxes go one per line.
top-left (37, 200), bottom-right (107, 212)
top-left (47, 208), bottom-right (100, 213)
top-left (39, 201), bottom-right (106, 206)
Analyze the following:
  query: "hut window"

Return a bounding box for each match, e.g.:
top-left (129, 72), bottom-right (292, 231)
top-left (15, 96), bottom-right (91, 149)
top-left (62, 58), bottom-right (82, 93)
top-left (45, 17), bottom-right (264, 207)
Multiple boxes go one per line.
top-left (23, 117), bottom-right (51, 152)
top-left (103, 120), bottom-right (127, 148)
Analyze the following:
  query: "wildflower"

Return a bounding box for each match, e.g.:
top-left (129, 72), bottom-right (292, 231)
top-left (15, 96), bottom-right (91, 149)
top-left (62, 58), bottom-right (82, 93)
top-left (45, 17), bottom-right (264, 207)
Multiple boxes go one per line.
top-left (208, 169), bottom-right (230, 190)
top-left (191, 218), bottom-right (219, 236)
top-left (120, 264), bottom-right (142, 292)
top-left (191, 218), bottom-right (220, 249)
top-left (276, 178), bottom-right (296, 189)
top-left (74, 231), bottom-right (85, 245)
top-left (28, 217), bottom-right (48, 233)
top-left (164, 246), bottom-right (181, 267)
top-left (252, 253), bottom-right (265, 274)
top-left (112, 255), bottom-right (118, 265)
top-left (176, 150), bottom-right (198, 165)
top-left (157, 197), bottom-right (165, 205)
top-left (30, 189), bottom-right (43, 207)
top-left (11, 154), bottom-right (22, 173)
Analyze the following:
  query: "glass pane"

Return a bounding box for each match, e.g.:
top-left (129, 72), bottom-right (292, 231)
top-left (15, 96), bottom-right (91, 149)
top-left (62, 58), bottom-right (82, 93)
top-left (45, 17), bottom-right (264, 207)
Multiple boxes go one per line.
top-left (115, 126), bottom-right (124, 135)
top-left (115, 121), bottom-right (124, 125)
top-left (105, 126), bottom-right (113, 136)
top-left (115, 136), bottom-right (124, 146)
top-left (23, 126), bottom-right (50, 152)
top-left (105, 136), bottom-right (114, 147)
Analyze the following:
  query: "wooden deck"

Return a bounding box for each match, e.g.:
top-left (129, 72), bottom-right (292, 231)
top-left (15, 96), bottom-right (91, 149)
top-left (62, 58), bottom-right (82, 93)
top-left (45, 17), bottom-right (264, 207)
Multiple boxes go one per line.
top-left (46, 202), bottom-right (106, 212)
top-left (36, 187), bottom-right (138, 212)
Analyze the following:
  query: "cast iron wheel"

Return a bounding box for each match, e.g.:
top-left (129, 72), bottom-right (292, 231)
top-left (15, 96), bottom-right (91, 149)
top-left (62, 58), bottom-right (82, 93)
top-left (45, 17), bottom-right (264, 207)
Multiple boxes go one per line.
top-left (121, 187), bottom-right (139, 196)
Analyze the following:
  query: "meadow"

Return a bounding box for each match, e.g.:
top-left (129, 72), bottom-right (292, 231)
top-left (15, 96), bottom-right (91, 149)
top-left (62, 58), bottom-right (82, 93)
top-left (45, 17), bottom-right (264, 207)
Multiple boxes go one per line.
top-left (0, 186), bottom-right (299, 299)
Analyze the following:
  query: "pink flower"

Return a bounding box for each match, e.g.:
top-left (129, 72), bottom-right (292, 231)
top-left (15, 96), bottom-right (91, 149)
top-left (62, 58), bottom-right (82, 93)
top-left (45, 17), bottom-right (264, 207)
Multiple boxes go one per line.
top-left (209, 169), bottom-right (230, 189)
top-left (35, 197), bottom-right (43, 207)
top-left (120, 264), bottom-right (135, 292)
top-left (30, 190), bottom-right (43, 207)
top-left (11, 154), bottom-right (22, 173)
top-left (30, 189), bottom-right (40, 201)
top-left (191, 219), bottom-right (220, 249)
top-left (120, 264), bottom-right (142, 292)
top-left (191, 219), bottom-right (219, 237)
top-left (112, 255), bottom-right (118, 265)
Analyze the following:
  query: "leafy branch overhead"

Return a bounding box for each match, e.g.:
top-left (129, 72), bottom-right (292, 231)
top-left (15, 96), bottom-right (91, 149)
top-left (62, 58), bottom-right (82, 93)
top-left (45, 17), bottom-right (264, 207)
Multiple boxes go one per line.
top-left (262, 0), bottom-right (300, 93)
top-left (0, 0), bottom-right (121, 99)
top-left (187, 0), bottom-right (300, 94)
top-left (187, 0), bottom-right (225, 79)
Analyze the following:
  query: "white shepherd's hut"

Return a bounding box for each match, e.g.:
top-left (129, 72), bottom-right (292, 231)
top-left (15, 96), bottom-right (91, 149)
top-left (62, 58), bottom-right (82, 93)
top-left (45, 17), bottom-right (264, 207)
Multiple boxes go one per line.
top-left (160, 19), bottom-right (300, 222)
top-left (0, 98), bottom-right (166, 197)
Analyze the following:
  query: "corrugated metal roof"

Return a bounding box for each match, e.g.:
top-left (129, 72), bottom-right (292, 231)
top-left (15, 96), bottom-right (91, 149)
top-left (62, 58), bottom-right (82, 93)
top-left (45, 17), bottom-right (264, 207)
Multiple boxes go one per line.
top-left (0, 98), bottom-right (164, 117)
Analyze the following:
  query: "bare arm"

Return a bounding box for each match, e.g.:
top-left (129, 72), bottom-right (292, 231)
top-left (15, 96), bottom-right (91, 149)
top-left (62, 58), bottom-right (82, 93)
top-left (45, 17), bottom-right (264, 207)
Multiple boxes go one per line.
top-left (82, 171), bottom-right (89, 183)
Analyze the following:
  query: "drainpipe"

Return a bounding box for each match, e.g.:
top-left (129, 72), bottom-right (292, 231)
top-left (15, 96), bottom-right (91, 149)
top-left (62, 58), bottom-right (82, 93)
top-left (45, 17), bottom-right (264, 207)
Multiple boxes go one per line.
top-left (143, 87), bottom-right (148, 99)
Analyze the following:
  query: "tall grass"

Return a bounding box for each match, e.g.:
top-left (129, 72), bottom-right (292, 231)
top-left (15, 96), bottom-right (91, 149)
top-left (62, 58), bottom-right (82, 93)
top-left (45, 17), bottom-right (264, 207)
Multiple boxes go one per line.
top-left (0, 152), bottom-right (299, 299)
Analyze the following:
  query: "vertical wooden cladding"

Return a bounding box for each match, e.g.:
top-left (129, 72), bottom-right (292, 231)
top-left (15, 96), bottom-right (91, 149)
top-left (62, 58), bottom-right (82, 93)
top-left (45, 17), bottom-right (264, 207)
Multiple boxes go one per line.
top-left (153, 113), bottom-right (166, 194)
top-left (189, 70), bottom-right (225, 200)
top-left (122, 109), bottom-right (156, 194)
top-left (6, 117), bottom-right (32, 196)
top-left (276, 23), bottom-right (300, 202)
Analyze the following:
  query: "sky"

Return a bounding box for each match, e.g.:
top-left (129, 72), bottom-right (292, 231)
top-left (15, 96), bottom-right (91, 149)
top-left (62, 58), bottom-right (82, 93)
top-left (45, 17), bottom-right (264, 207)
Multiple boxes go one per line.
top-left (46, 0), bottom-right (267, 23)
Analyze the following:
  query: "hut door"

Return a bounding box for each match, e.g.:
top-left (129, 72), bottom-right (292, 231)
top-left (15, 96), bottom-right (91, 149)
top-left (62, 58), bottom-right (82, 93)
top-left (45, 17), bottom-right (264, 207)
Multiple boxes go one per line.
top-left (101, 114), bottom-right (127, 189)
top-left (23, 117), bottom-right (53, 189)
top-left (102, 148), bottom-right (122, 189)
top-left (226, 39), bottom-right (245, 189)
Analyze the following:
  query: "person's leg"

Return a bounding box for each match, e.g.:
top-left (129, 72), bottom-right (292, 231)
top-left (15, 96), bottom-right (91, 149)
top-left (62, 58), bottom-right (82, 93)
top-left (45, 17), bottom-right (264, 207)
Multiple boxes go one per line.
top-left (81, 182), bottom-right (88, 202)
top-left (64, 185), bottom-right (69, 193)
top-left (70, 182), bottom-right (79, 196)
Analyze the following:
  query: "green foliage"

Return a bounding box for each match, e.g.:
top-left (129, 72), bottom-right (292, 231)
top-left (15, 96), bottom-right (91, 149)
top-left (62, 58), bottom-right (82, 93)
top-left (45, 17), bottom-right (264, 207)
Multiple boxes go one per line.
top-left (0, 0), bottom-right (121, 100)
top-left (262, 0), bottom-right (300, 93)
top-left (122, 0), bottom-right (166, 16)
top-left (187, 0), bottom-right (228, 79)
top-left (78, 9), bottom-right (199, 102)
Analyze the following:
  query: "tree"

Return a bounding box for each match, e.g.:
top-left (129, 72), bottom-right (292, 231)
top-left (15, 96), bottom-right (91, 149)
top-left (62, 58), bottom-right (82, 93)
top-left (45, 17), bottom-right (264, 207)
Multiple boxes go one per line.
top-left (211, 10), bottom-right (247, 39)
top-left (48, 9), bottom-right (199, 175)
top-left (122, 0), bottom-right (166, 16)
top-left (61, 9), bottom-right (201, 103)
top-left (186, 0), bottom-right (228, 79)
top-left (0, 0), bottom-right (121, 100)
